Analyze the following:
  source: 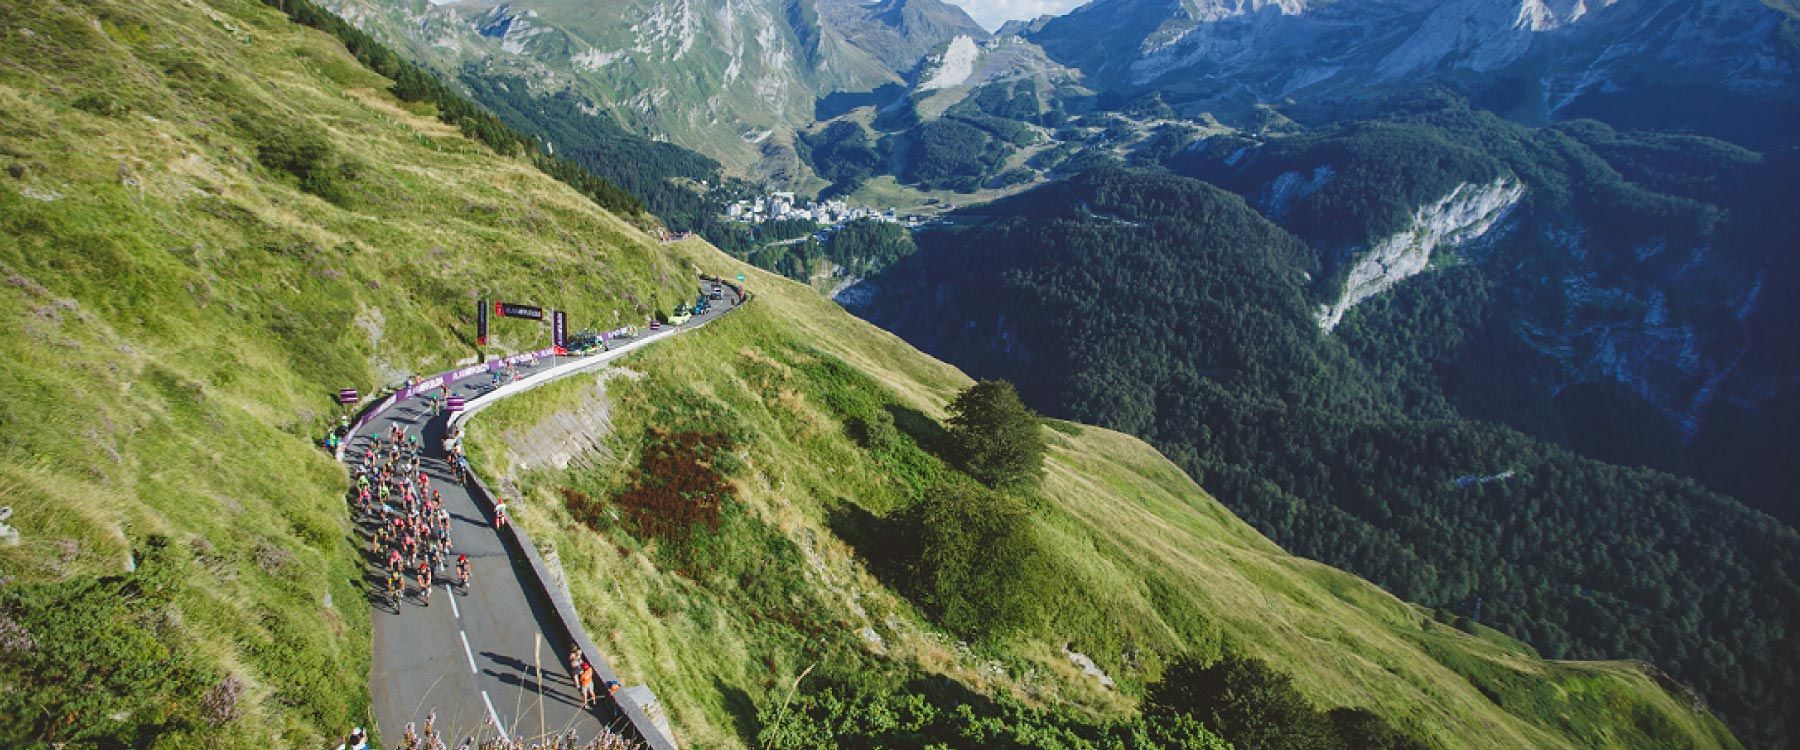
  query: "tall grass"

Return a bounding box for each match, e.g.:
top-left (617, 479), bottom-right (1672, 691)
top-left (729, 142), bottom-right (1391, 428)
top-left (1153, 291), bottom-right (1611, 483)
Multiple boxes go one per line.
top-left (0, 0), bottom-right (694, 744)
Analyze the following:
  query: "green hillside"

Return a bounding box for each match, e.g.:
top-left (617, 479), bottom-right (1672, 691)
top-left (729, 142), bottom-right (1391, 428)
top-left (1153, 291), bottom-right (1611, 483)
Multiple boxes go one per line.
top-left (461, 243), bottom-right (1738, 750)
top-left (856, 166), bottom-right (1799, 747)
top-left (0, 0), bottom-right (689, 744)
top-left (0, 0), bottom-right (1744, 747)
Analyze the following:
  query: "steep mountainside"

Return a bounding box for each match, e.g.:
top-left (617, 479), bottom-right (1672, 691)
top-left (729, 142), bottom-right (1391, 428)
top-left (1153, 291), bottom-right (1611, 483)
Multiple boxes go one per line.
top-left (850, 166), bottom-right (1800, 748)
top-left (0, 0), bottom-right (692, 745)
top-left (815, 0), bottom-right (990, 73)
top-left (462, 240), bottom-right (1740, 750)
top-left (326, 0), bottom-right (987, 175)
top-left (1171, 109), bottom-right (1794, 521)
top-left (1026, 0), bottom-right (1800, 147)
top-left (0, 0), bottom-right (1760, 747)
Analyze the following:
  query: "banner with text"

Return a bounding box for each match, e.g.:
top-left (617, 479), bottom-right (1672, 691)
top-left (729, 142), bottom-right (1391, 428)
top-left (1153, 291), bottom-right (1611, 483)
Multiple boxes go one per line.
top-left (552, 310), bottom-right (566, 352)
top-left (495, 301), bottom-right (545, 321)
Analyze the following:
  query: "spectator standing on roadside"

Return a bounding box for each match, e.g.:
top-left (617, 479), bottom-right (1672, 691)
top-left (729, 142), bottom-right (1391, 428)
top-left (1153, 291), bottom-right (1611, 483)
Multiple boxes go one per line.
top-left (578, 661), bottom-right (598, 708)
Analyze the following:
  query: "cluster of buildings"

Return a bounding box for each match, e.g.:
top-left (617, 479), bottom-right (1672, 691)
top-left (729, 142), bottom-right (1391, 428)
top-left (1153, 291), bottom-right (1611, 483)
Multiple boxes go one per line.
top-left (725, 192), bottom-right (920, 227)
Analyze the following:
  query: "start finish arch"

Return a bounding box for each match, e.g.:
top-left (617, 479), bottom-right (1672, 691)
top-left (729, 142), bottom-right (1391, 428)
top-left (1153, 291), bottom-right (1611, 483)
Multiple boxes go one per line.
top-left (478, 299), bottom-right (567, 353)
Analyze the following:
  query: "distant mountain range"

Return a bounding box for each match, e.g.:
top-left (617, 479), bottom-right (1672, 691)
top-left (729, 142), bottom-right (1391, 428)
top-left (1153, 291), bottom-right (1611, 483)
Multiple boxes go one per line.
top-left (1024, 0), bottom-right (1800, 147)
top-left (327, 0), bottom-right (988, 177)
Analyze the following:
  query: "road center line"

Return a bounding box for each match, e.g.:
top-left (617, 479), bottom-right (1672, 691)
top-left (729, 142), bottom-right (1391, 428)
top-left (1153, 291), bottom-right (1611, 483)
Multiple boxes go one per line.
top-left (460, 630), bottom-right (478, 674)
top-left (481, 690), bottom-right (508, 741)
top-left (448, 587), bottom-right (460, 619)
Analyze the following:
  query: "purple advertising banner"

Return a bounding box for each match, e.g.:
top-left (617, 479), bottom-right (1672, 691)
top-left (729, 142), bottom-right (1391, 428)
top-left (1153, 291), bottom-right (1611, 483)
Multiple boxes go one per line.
top-left (552, 310), bottom-right (566, 349)
top-left (349, 347), bottom-right (554, 435)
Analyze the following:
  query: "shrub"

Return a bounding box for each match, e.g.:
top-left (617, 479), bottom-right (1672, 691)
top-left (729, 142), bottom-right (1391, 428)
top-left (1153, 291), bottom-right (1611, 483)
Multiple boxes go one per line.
top-left (0, 537), bottom-right (220, 748)
top-left (1147, 654), bottom-right (1427, 750)
top-left (908, 482), bottom-right (1054, 639)
top-left (945, 380), bottom-right (1045, 489)
top-left (610, 430), bottom-right (734, 546)
top-left (237, 115), bottom-right (355, 205)
top-left (848, 409), bottom-right (899, 452)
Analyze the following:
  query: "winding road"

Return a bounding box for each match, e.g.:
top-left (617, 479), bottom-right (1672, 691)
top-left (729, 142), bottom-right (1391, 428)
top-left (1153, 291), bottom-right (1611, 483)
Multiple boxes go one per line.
top-left (342, 279), bottom-right (743, 747)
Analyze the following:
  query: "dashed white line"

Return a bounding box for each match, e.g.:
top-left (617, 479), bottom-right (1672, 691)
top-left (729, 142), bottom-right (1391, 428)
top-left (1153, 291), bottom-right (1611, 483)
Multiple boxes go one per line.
top-left (481, 690), bottom-right (508, 741)
top-left (460, 630), bottom-right (478, 674)
top-left (448, 587), bottom-right (460, 619)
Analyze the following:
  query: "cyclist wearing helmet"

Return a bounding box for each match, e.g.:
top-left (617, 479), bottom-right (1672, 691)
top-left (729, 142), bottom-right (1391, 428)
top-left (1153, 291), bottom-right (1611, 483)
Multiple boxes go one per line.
top-left (456, 554), bottom-right (471, 592)
top-left (416, 560), bottom-right (432, 605)
top-left (385, 568), bottom-right (403, 607)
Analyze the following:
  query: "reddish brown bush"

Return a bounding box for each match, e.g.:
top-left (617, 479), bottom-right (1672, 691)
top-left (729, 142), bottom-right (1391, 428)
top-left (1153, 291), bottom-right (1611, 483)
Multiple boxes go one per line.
top-left (562, 431), bottom-right (734, 547)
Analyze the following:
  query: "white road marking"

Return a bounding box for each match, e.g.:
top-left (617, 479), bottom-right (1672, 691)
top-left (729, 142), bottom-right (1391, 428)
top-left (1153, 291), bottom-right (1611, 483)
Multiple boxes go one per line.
top-left (448, 587), bottom-right (460, 619)
top-left (482, 690), bottom-right (508, 741)
top-left (460, 630), bottom-right (478, 674)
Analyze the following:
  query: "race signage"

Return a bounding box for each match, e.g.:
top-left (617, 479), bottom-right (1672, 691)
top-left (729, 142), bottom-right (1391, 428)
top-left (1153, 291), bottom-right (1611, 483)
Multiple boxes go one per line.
top-left (446, 396), bottom-right (466, 413)
top-left (552, 310), bottom-right (567, 350)
top-left (494, 301), bottom-right (545, 320)
top-left (337, 388), bottom-right (358, 404)
top-left (477, 299), bottom-right (489, 346)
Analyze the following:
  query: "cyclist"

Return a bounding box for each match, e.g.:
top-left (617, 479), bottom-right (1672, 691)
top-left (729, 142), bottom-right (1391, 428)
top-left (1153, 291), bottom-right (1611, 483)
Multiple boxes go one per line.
top-left (385, 568), bottom-right (403, 609)
top-left (492, 498), bottom-right (508, 529)
top-left (456, 554), bottom-right (471, 592)
top-left (386, 546), bottom-right (403, 574)
top-left (416, 560), bottom-right (432, 606)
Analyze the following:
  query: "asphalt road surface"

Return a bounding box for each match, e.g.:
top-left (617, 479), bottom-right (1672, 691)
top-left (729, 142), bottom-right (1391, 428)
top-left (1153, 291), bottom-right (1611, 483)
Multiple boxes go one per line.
top-left (345, 280), bottom-right (743, 747)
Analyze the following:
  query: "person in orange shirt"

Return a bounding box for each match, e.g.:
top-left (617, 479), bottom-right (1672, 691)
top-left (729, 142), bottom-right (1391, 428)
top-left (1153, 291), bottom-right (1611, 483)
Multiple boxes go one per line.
top-left (578, 661), bottom-right (598, 708)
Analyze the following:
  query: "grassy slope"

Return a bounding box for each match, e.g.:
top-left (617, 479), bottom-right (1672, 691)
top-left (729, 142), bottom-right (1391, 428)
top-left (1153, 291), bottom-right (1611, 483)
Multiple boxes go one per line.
top-left (465, 245), bottom-right (1738, 750)
top-left (0, 0), bottom-right (692, 744)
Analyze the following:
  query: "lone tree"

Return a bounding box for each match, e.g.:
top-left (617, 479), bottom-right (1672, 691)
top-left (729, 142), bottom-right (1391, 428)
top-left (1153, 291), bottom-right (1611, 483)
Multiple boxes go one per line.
top-left (946, 379), bottom-right (1045, 489)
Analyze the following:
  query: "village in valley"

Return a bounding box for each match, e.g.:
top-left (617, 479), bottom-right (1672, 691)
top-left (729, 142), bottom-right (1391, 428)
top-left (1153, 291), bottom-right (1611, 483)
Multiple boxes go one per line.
top-left (724, 192), bottom-right (931, 229)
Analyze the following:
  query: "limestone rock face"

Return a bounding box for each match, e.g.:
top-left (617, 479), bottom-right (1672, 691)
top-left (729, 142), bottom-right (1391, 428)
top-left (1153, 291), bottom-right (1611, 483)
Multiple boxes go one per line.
top-left (1317, 177), bottom-right (1524, 332)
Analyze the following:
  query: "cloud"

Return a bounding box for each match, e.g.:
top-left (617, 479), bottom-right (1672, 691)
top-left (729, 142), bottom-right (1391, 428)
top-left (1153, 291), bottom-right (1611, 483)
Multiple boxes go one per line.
top-left (944, 0), bottom-right (1087, 31)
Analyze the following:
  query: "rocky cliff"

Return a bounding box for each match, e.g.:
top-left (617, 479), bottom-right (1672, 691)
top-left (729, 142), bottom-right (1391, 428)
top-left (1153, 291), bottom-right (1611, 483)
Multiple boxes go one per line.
top-left (1318, 177), bottom-right (1524, 331)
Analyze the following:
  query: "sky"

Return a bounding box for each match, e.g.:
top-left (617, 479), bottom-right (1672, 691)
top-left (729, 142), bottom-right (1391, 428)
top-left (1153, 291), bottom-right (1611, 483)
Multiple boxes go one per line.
top-left (946, 0), bottom-right (1087, 31)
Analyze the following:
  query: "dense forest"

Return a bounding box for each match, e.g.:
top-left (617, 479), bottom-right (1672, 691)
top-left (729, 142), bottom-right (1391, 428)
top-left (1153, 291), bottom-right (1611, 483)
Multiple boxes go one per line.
top-left (455, 73), bottom-right (755, 253)
top-left (747, 218), bottom-right (916, 283)
top-left (798, 121), bottom-right (884, 197)
top-left (854, 166), bottom-right (1800, 748)
top-left (1174, 104), bottom-right (1798, 526)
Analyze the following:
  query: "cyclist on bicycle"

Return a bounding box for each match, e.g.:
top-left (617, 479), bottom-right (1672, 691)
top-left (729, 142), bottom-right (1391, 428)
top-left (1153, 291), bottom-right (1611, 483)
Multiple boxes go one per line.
top-left (385, 568), bottom-right (403, 607)
top-left (416, 561), bottom-right (432, 605)
top-left (456, 554), bottom-right (471, 592)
